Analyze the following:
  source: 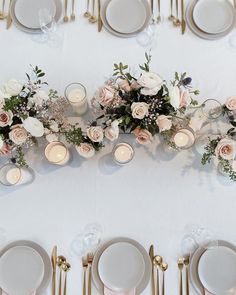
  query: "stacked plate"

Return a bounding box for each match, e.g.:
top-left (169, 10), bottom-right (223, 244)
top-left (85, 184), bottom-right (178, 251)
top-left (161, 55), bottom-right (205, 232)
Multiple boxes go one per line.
top-left (186, 0), bottom-right (236, 40)
top-left (92, 237), bottom-right (151, 294)
top-left (190, 240), bottom-right (236, 295)
top-left (101, 0), bottom-right (151, 38)
top-left (10, 0), bottom-right (62, 34)
top-left (0, 240), bottom-right (52, 295)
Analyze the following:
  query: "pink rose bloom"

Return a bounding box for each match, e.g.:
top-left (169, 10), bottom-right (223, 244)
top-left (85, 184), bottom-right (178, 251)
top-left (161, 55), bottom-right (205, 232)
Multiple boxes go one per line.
top-left (98, 85), bottom-right (115, 107)
top-left (118, 79), bottom-right (131, 92)
top-left (225, 96), bottom-right (236, 111)
top-left (0, 110), bottom-right (13, 127)
top-left (133, 127), bottom-right (153, 145)
top-left (0, 143), bottom-right (10, 155)
top-left (180, 89), bottom-right (191, 108)
top-left (156, 115), bottom-right (172, 132)
top-left (130, 81), bottom-right (141, 90)
top-left (9, 125), bottom-right (28, 145)
top-left (215, 138), bottom-right (236, 160)
top-left (76, 143), bottom-right (95, 159)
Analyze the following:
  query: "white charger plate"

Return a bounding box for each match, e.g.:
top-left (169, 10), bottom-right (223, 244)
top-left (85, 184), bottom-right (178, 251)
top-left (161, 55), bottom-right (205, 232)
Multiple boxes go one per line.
top-left (98, 242), bottom-right (145, 291)
top-left (106, 0), bottom-right (146, 34)
top-left (10, 0), bottom-right (62, 34)
top-left (0, 246), bottom-right (44, 295)
top-left (101, 0), bottom-right (151, 38)
top-left (92, 237), bottom-right (151, 294)
top-left (0, 240), bottom-right (52, 295)
top-left (190, 240), bottom-right (236, 295)
top-left (186, 0), bottom-right (236, 40)
top-left (192, 0), bottom-right (234, 34)
top-left (198, 246), bottom-right (236, 294)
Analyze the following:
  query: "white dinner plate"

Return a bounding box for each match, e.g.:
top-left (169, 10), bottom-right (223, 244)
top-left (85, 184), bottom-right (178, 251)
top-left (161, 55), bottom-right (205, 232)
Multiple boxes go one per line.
top-left (198, 246), bottom-right (236, 294)
top-left (11, 0), bottom-right (62, 34)
top-left (186, 0), bottom-right (236, 40)
top-left (0, 240), bottom-right (52, 295)
top-left (0, 246), bottom-right (44, 295)
top-left (192, 0), bottom-right (234, 34)
top-left (98, 242), bottom-right (145, 291)
top-left (92, 237), bottom-right (151, 294)
top-left (105, 0), bottom-right (146, 34)
top-left (101, 0), bottom-right (151, 38)
top-left (190, 240), bottom-right (236, 295)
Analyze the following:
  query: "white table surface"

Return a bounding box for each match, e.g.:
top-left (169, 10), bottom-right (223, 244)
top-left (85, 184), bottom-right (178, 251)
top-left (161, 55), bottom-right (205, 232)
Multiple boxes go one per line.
top-left (1, 0), bottom-right (236, 294)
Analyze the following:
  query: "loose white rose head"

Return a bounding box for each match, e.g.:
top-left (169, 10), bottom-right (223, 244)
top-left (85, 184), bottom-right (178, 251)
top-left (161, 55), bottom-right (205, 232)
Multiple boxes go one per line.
top-left (138, 72), bottom-right (163, 96)
top-left (105, 125), bottom-right (119, 142)
top-left (46, 133), bottom-right (59, 143)
top-left (87, 126), bottom-right (104, 142)
top-left (225, 96), bottom-right (236, 111)
top-left (49, 120), bottom-right (59, 133)
top-left (4, 79), bottom-right (23, 96)
top-left (169, 86), bottom-right (181, 109)
top-left (180, 89), bottom-right (191, 108)
top-left (0, 110), bottom-right (13, 127)
top-left (29, 90), bottom-right (49, 106)
top-left (131, 102), bottom-right (149, 119)
top-left (133, 127), bottom-right (153, 145)
top-left (156, 115), bottom-right (172, 132)
top-left (76, 143), bottom-right (95, 158)
top-left (9, 125), bottom-right (28, 145)
top-left (215, 138), bottom-right (236, 160)
top-left (23, 117), bottom-right (44, 137)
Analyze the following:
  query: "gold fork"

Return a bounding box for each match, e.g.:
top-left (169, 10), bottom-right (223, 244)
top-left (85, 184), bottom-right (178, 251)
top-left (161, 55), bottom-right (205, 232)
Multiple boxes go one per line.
top-left (89, 0), bottom-right (97, 23)
top-left (0, 0), bottom-right (6, 20)
top-left (71, 0), bottom-right (75, 21)
top-left (82, 257), bottom-right (88, 295)
top-left (87, 253), bottom-right (94, 295)
top-left (63, 0), bottom-right (69, 22)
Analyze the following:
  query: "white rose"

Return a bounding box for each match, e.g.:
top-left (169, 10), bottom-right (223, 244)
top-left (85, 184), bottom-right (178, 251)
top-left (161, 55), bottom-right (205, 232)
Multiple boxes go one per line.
top-left (225, 96), bottom-right (236, 111)
top-left (9, 125), bottom-right (28, 145)
top-left (215, 138), bottom-right (236, 160)
top-left (169, 86), bottom-right (181, 109)
top-left (29, 90), bottom-right (49, 106)
top-left (0, 137), bottom-right (3, 149)
top-left (156, 115), bottom-right (172, 132)
top-left (23, 117), bottom-right (44, 137)
top-left (4, 79), bottom-right (23, 96)
top-left (138, 72), bottom-right (163, 91)
top-left (46, 133), bottom-right (59, 143)
top-left (87, 126), bottom-right (104, 143)
top-left (141, 86), bottom-right (162, 96)
top-left (111, 120), bottom-right (120, 128)
top-left (131, 102), bottom-right (149, 119)
top-left (105, 125), bottom-right (119, 141)
top-left (76, 143), bottom-right (95, 158)
top-left (44, 128), bottom-right (50, 135)
top-left (49, 120), bottom-right (59, 133)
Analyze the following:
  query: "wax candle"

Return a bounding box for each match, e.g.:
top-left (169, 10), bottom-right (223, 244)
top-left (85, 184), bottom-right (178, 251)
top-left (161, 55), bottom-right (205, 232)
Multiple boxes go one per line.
top-left (113, 143), bottom-right (134, 164)
top-left (65, 83), bottom-right (88, 116)
top-left (174, 128), bottom-right (195, 149)
top-left (45, 142), bottom-right (70, 165)
top-left (1, 165), bottom-right (33, 186)
top-left (6, 167), bottom-right (21, 185)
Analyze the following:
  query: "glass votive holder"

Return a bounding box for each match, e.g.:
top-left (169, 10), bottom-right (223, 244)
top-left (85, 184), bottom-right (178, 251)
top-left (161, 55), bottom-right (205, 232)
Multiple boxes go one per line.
top-left (64, 83), bottom-right (88, 116)
top-left (0, 163), bottom-right (35, 186)
top-left (112, 143), bottom-right (134, 165)
top-left (201, 99), bottom-right (222, 120)
top-left (45, 141), bottom-right (70, 165)
top-left (173, 127), bottom-right (195, 149)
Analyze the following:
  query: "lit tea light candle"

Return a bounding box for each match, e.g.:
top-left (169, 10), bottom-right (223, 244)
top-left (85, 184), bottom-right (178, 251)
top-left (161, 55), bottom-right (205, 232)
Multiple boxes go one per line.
top-left (113, 143), bottom-right (134, 164)
top-left (65, 83), bottom-right (88, 116)
top-left (45, 142), bottom-right (70, 165)
top-left (6, 167), bottom-right (21, 185)
top-left (0, 164), bottom-right (34, 186)
top-left (174, 128), bottom-right (195, 149)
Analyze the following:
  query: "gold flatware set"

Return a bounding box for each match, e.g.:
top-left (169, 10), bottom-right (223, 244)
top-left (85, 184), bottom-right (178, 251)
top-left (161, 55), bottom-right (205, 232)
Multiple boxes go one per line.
top-left (0, 0), bottom-right (12, 29)
top-left (63, 0), bottom-right (77, 22)
top-left (149, 245), bottom-right (168, 295)
top-left (150, 0), bottom-right (162, 24)
top-left (178, 256), bottom-right (190, 295)
top-left (83, 0), bottom-right (102, 31)
top-left (169, 0), bottom-right (186, 34)
top-left (82, 252), bottom-right (94, 295)
top-left (51, 246), bottom-right (71, 295)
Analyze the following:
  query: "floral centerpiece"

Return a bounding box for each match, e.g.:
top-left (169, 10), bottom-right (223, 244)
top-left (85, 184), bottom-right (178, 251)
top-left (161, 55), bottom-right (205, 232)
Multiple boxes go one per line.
top-left (93, 53), bottom-right (199, 145)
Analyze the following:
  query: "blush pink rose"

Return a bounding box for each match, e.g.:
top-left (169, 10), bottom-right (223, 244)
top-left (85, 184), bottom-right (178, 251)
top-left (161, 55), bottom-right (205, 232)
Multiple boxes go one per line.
top-left (118, 79), bottom-right (131, 92)
top-left (133, 127), bottom-right (153, 145)
top-left (215, 138), bottom-right (236, 160)
top-left (0, 110), bottom-right (13, 127)
top-left (98, 85), bottom-right (115, 106)
top-left (0, 143), bottom-right (10, 155)
top-left (225, 96), bottom-right (236, 111)
top-left (156, 115), bottom-right (172, 132)
top-left (9, 125), bottom-right (28, 145)
top-left (180, 90), bottom-right (191, 108)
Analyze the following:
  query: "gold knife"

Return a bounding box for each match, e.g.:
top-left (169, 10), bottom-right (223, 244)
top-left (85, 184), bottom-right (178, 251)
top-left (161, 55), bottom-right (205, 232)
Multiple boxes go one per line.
top-left (6, 0), bottom-right (12, 30)
top-left (149, 245), bottom-right (155, 295)
top-left (97, 0), bottom-right (103, 32)
top-left (51, 246), bottom-right (57, 295)
top-left (181, 0), bottom-right (186, 34)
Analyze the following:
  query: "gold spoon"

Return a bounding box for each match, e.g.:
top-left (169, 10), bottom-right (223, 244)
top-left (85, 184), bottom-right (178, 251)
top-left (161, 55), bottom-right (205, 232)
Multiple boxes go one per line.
top-left (184, 256), bottom-right (190, 295)
top-left (173, 0), bottom-right (181, 26)
top-left (63, 0), bottom-right (69, 22)
top-left (153, 255), bottom-right (163, 295)
top-left (178, 258), bottom-right (184, 295)
top-left (57, 256), bottom-right (67, 295)
top-left (89, 0), bottom-right (97, 23)
top-left (0, 0), bottom-right (6, 20)
top-left (62, 262), bottom-right (71, 295)
top-left (168, 0), bottom-right (175, 21)
top-left (160, 262), bottom-right (168, 295)
top-left (84, 0), bottom-right (91, 17)
top-left (71, 0), bottom-right (75, 21)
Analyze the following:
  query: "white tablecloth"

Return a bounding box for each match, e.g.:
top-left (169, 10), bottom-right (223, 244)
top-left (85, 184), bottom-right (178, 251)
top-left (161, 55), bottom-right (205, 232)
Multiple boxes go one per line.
top-left (1, 0), bottom-right (236, 294)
